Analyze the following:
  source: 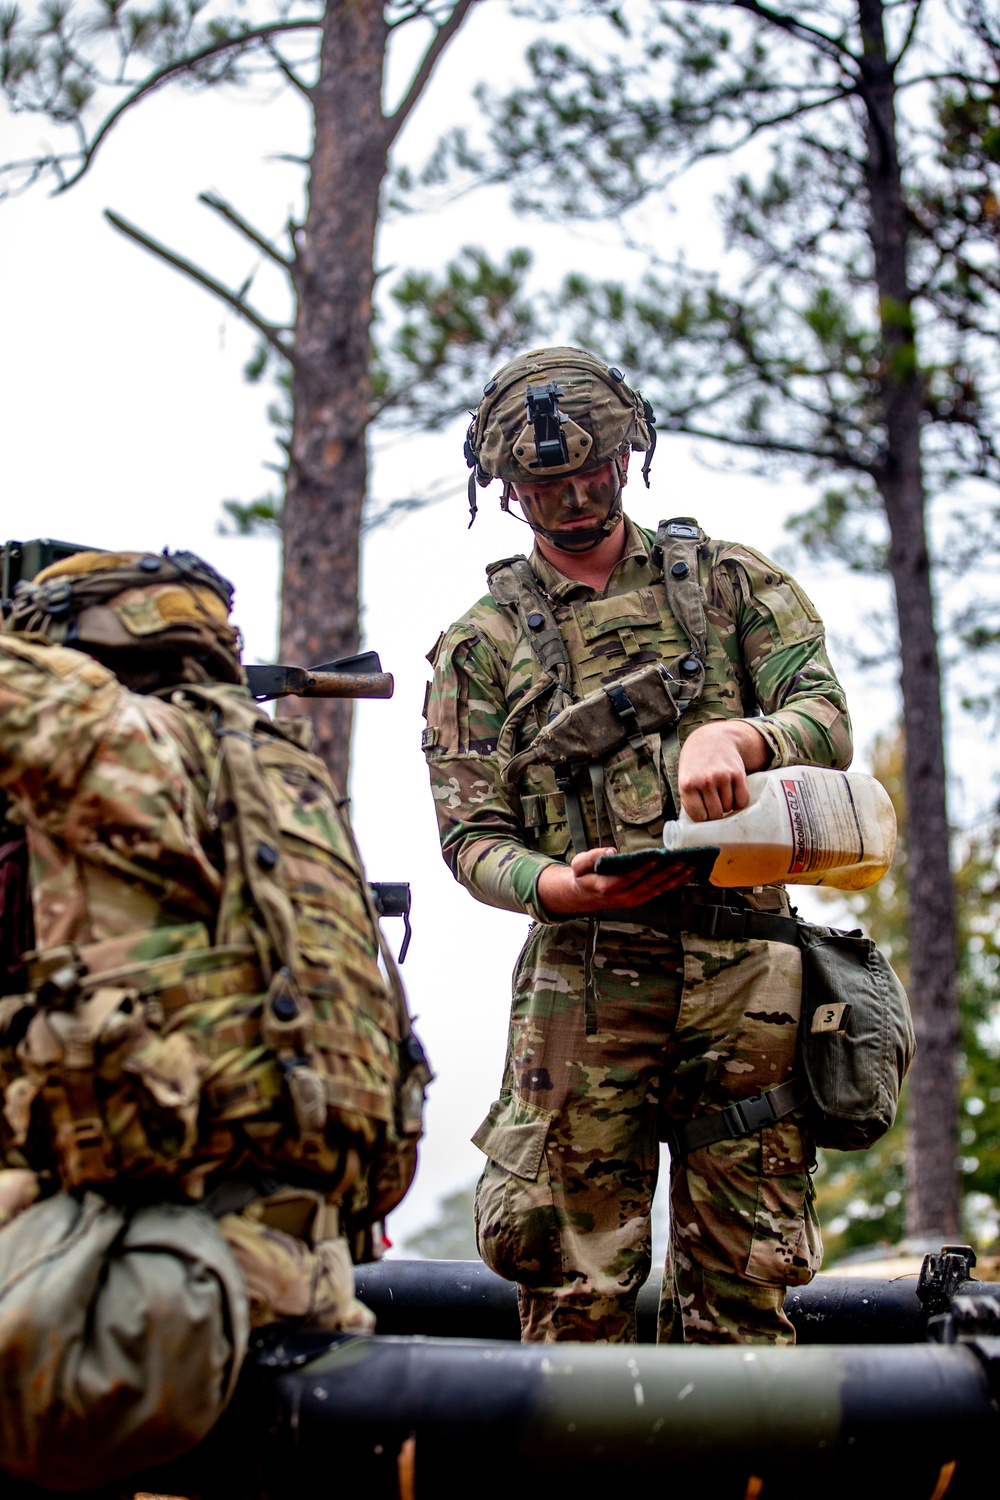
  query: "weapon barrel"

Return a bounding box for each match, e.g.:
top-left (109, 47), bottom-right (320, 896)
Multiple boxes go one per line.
top-left (353, 1259), bottom-right (926, 1345)
top-left (259, 1336), bottom-right (997, 1498)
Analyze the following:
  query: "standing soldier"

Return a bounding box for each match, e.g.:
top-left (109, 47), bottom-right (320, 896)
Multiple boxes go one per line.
top-left (0, 549), bottom-right (428, 1489)
top-left (423, 348), bottom-right (852, 1345)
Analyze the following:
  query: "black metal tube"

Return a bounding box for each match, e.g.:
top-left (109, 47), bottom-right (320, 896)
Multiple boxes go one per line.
top-left (354, 1259), bottom-right (927, 1344)
top-left (260, 1335), bottom-right (997, 1499)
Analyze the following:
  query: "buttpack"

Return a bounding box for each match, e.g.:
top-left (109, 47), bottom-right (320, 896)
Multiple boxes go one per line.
top-left (796, 921), bottom-right (915, 1151)
top-left (0, 1190), bottom-right (248, 1490)
top-left (660, 901), bottom-right (914, 1156)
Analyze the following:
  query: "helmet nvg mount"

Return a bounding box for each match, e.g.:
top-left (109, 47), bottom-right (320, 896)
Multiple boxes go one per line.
top-left (463, 347), bottom-right (657, 547)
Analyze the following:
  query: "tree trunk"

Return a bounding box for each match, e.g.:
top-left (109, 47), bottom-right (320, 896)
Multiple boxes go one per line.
top-left (858, 0), bottom-right (959, 1236)
top-left (281, 0), bottom-right (390, 791)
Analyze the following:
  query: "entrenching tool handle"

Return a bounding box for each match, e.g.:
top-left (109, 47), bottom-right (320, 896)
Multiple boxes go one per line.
top-left (246, 665), bottom-right (394, 700)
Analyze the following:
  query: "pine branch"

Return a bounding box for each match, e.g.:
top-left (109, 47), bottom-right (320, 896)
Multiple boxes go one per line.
top-left (104, 209), bottom-right (297, 366)
top-left (198, 191), bottom-right (293, 270)
top-left (385, 0), bottom-right (477, 148)
top-left (57, 17), bottom-right (323, 193)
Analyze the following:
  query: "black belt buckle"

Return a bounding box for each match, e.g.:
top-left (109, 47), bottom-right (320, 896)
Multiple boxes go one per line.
top-left (701, 904), bottom-right (747, 942)
top-left (732, 1090), bottom-right (777, 1135)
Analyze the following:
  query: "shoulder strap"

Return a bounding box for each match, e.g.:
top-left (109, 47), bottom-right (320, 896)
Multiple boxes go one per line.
top-left (649, 518), bottom-right (710, 815)
top-left (486, 556), bottom-right (576, 768)
top-left (174, 685), bottom-right (301, 977)
top-left (486, 556), bottom-right (574, 708)
top-left (650, 517), bottom-right (709, 665)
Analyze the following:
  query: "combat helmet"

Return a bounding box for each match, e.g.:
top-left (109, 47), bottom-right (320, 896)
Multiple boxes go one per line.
top-left (463, 347), bottom-right (657, 537)
top-left (5, 548), bottom-right (243, 690)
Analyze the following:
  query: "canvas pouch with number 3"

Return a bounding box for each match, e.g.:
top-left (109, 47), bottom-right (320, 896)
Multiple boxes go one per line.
top-left (796, 923), bottom-right (915, 1151)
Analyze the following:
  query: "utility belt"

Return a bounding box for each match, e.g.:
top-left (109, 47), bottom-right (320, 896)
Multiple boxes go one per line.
top-left (597, 888), bottom-right (799, 947)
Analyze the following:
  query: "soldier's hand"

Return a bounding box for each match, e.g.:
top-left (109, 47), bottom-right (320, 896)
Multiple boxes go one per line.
top-left (678, 720), bottom-right (771, 822)
top-left (537, 847), bottom-right (693, 917)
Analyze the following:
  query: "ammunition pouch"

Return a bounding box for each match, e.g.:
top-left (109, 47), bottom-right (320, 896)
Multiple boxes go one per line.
top-left (502, 661), bottom-right (689, 784)
top-left (2, 937), bottom-right (253, 1189)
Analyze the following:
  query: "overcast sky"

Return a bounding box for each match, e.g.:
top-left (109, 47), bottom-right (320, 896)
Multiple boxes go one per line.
top-left (2, 1), bottom-right (985, 1249)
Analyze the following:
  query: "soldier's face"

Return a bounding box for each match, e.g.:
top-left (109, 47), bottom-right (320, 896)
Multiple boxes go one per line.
top-left (511, 456), bottom-right (625, 536)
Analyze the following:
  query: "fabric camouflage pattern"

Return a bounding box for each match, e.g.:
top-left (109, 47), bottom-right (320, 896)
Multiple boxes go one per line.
top-left (473, 919), bottom-right (820, 1343)
top-left (219, 1203), bottom-right (375, 1331)
top-left (0, 631), bottom-right (421, 1326)
top-left (5, 547), bottom-right (242, 684)
top-left (424, 516), bottom-right (850, 1344)
top-left (423, 519), bottom-right (851, 922)
top-left (466, 347), bottom-right (652, 486)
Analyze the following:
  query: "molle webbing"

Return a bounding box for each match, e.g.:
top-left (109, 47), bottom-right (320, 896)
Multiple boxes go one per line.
top-left (177, 685), bottom-right (302, 977)
top-left (487, 557), bottom-right (574, 768)
top-left (650, 518), bottom-right (708, 666)
top-left (486, 520), bottom-right (712, 841)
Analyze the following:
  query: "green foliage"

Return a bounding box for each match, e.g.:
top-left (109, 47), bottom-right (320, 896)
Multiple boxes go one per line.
top-left (374, 245), bottom-right (541, 431)
top-left (426, 4), bottom-right (1000, 501)
top-left (219, 494), bottom-right (282, 536)
top-left (0, 0), bottom-right (324, 198)
top-left (222, 244), bottom-right (541, 538)
top-left (401, 1184), bottom-right (478, 1261)
top-left (813, 732), bottom-right (1000, 1257)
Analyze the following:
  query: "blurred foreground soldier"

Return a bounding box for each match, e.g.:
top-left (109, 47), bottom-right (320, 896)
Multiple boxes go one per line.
top-left (423, 349), bottom-right (852, 1345)
top-left (0, 550), bottom-right (428, 1490)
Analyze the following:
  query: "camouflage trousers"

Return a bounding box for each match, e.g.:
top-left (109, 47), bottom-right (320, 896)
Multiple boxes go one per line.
top-left (473, 918), bottom-right (821, 1344)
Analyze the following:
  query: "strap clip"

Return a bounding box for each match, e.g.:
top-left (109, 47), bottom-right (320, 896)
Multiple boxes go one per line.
top-left (699, 904), bottom-right (747, 942)
top-left (604, 683), bottom-right (646, 751)
top-left (730, 1091), bottom-right (781, 1136)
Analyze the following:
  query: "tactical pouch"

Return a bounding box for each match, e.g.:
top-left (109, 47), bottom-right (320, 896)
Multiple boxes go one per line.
top-left (796, 923), bottom-right (914, 1150)
top-left (502, 661), bottom-right (684, 783)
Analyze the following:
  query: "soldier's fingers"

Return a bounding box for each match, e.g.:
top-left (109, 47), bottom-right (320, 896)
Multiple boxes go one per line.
top-left (698, 784), bottom-right (726, 821)
top-left (571, 847), bottom-right (618, 878)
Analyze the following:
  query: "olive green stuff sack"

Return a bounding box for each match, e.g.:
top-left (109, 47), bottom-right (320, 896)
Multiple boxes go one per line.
top-left (0, 1191), bottom-right (249, 1491)
top-left (797, 924), bottom-right (915, 1151)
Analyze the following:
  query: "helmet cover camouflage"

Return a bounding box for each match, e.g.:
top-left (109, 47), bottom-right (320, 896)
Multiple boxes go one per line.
top-left (465, 347), bottom-right (655, 501)
top-left (4, 549), bottom-right (242, 684)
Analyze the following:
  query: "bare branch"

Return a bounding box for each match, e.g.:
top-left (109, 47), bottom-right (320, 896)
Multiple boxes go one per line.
top-left (891, 0), bottom-right (925, 66)
top-left (385, 0), bottom-right (477, 148)
top-left (104, 209), bottom-right (296, 366)
top-left (731, 0), bottom-right (860, 66)
top-left (666, 418), bottom-right (878, 474)
top-left (262, 37), bottom-right (314, 100)
top-left (58, 18), bottom-right (323, 193)
top-left (198, 191), bottom-right (293, 269)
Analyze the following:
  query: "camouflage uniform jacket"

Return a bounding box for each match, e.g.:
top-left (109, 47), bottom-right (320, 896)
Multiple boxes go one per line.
top-left (423, 517), bottom-right (852, 920)
top-left (0, 632), bottom-right (411, 1205)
